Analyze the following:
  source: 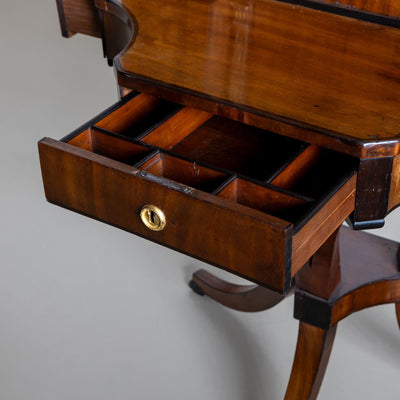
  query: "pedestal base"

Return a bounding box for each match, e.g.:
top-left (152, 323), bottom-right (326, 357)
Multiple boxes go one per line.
top-left (189, 227), bottom-right (400, 399)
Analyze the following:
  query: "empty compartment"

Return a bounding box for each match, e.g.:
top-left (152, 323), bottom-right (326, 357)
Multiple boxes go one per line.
top-left (217, 178), bottom-right (311, 222)
top-left (269, 146), bottom-right (356, 198)
top-left (67, 127), bottom-right (153, 165)
top-left (147, 116), bottom-right (306, 180)
top-left (139, 153), bottom-right (229, 193)
top-left (94, 93), bottom-right (183, 138)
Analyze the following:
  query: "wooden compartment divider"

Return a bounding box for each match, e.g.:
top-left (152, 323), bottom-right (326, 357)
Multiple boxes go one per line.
top-left (66, 127), bottom-right (154, 166)
top-left (138, 153), bottom-right (230, 194)
top-left (140, 116), bottom-right (307, 182)
top-left (94, 93), bottom-right (183, 137)
top-left (216, 178), bottom-right (311, 222)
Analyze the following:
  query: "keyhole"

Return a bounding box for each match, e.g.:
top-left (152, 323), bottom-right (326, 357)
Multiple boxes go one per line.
top-left (148, 209), bottom-right (156, 224)
top-left (140, 204), bottom-right (166, 231)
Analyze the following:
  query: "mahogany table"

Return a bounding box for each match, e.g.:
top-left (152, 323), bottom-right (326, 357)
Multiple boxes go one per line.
top-left (39, 1), bottom-right (400, 398)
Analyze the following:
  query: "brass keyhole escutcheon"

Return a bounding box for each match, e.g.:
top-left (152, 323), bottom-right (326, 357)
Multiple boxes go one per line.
top-left (140, 204), bottom-right (166, 231)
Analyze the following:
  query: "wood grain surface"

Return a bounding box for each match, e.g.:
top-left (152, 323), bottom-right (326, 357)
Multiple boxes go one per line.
top-left (389, 154), bottom-right (400, 211)
top-left (97, 0), bottom-right (400, 151)
top-left (39, 137), bottom-right (294, 292)
top-left (57, 0), bottom-right (101, 37)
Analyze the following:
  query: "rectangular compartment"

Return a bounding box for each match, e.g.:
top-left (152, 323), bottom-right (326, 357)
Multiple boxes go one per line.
top-left (269, 145), bottom-right (356, 198)
top-left (141, 116), bottom-right (306, 181)
top-left (94, 92), bottom-right (183, 138)
top-left (216, 178), bottom-right (311, 222)
top-left (138, 153), bottom-right (230, 193)
top-left (67, 127), bottom-right (153, 166)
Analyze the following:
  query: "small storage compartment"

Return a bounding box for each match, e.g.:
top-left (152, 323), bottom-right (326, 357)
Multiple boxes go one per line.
top-left (39, 92), bottom-right (357, 293)
top-left (138, 153), bottom-right (229, 193)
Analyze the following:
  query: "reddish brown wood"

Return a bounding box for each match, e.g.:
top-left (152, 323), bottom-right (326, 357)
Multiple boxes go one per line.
top-left (94, 93), bottom-right (160, 133)
top-left (388, 154), bottom-right (400, 212)
top-left (140, 153), bottom-right (229, 193)
top-left (295, 227), bottom-right (400, 328)
top-left (217, 178), bottom-right (308, 219)
top-left (285, 322), bottom-right (337, 400)
top-left (56, 0), bottom-right (101, 38)
top-left (270, 145), bottom-right (321, 190)
top-left (168, 117), bottom-right (306, 181)
top-left (98, 0), bottom-right (400, 157)
top-left (329, 229), bottom-right (400, 325)
top-left (291, 175), bottom-right (356, 276)
top-left (140, 108), bottom-right (212, 150)
top-left (38, 137), bottom-right (294, 292)
top-left (189, 269), bottom-right (290, 312)
top-left (298, 229), bottom-right (341, 300)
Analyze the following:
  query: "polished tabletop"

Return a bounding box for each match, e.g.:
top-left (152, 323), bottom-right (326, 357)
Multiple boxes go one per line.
top-left (111, 0), bottom-right (400, 149)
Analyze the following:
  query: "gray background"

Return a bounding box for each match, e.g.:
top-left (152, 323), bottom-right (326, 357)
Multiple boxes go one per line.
top-left (1, 1), bottom-right (399, 399)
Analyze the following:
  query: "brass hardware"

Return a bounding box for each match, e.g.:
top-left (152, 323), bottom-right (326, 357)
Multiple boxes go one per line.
top-left (140, 204), bottom-right (166, 231)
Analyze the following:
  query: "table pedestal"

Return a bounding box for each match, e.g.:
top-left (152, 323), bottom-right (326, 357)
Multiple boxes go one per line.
top-left (190, 227), bottom-right (400, 399)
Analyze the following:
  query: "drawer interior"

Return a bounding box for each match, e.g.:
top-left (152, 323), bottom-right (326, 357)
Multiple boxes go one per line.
top-left (63, 92), bottom-right (357, 230)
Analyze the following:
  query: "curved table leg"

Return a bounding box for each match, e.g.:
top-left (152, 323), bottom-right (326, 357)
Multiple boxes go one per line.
top-left (189, 269), bottom-right (291, 312)
top-left (396, 303), bottom-right (400, 331)
top-left (285, 322), bottom-right (337, 400)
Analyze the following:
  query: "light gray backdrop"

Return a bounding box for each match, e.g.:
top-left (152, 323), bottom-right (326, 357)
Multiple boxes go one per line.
top-left (1, 1), bottom-right (399, 399)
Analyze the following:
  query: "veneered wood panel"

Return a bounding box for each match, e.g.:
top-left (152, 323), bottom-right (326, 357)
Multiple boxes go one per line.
top-left (316, 0), bottom-right (400, 18)
top-left (56, 0), bottom-right (101, 38)
top-left (388, 154), bottom-right (400, 211)
top-left (291, 174), bottom-right (357, 275)
top-left (38, 138), bottom-right (292, 292)
top-left (106, 0), bottom-right (400, 153)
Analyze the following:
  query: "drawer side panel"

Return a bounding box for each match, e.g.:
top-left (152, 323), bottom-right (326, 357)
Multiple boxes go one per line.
top-left (39, 138), bottom-right (292, 292)
top-left (56, 0), bottom-right (101, 38)
top-left (291, 173), bottom-right (357, 275)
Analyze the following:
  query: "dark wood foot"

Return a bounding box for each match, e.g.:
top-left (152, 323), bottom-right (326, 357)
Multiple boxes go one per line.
top-left (189, 269), bottom-right (291, 312)
top-left (285, 322), bottom-right (337, 400)
top-left (396, 303), bottom-right (400, 331)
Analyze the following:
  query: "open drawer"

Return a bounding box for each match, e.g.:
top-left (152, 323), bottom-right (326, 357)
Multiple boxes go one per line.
top-left (38, 92), bottom-right (357, 293)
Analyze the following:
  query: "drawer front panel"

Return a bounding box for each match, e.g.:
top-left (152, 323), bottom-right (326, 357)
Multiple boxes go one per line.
top-left (39, 138), bottom-right (292, 292)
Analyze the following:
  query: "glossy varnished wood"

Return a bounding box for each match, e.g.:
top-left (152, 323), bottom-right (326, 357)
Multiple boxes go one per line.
top-left (97, 0), bottom-right (400, 155)
top-left (295, 227), bottom-right (400, 328)
top-left (38, 137), bottom-right (294, 292)
top-left (291, 176), bottom-right (356, 275)
top-left (56, 0), bottom-right (101, 37)
top-left (389, 154), bottom-right (400, 212)
top-left (189, 269), bottom-right (289, 312)
top-left (285, 323), bottom-right (337, 400)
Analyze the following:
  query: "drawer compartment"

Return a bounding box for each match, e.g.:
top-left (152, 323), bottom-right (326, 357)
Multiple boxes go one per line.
top-left (39, 92), bottom-right (357, 293)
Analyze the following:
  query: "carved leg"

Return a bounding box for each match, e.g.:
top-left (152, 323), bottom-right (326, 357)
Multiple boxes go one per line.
top-left (189, 269), bottom-right (291, 312)
top-left (285, 322), bottom-right (337, 400)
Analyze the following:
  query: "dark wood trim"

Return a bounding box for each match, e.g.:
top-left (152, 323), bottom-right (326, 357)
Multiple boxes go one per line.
top-left (117, 72), bottom-right (400, 160)
top-left (60, 91), bottom-right (140, 143)
top-left (55, 0), bottom-right (72, 37)
top-left (274, 0), bottom-right (400, 28)
top-left (350, 157), bottom-right (393, 229)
